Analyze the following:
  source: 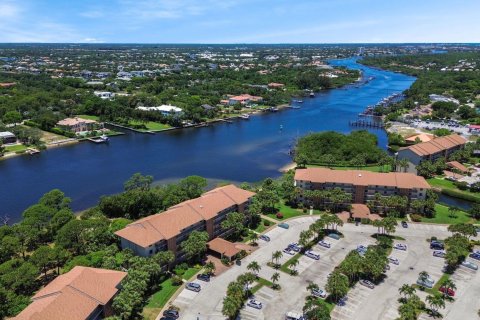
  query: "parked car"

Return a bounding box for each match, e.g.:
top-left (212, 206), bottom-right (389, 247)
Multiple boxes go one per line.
top-left (430, 241), bottom-right (444, 250)
top-left (388, 257), bottom-right (400, 265)
top-left (185, 282), bottom-right (201, 292)
top-left (259, 235), bottom-right (271, 242)
top-left (416, 279), bottom-right (433, 289)
top-left (439, 286), bottom-right (455, 297)
top-left (461, 260), bottom-right (478, 270)
top-left (357, 245), bottom-right (368, 251)
top-left (336, 296), bottom-right (348, 306)
top-left (470, 252), bottom-right (480, 260)
top-left (328, 233), bottom-right (341, 240)
top-left (283, 247), bottom-right (295, 255)
top-left (394, 243), bottom-right (407, 251)
top-left (305, 250), bottom-right (320, 260)
top-left (288, 243), bottom-right (302, 252)
top-left (247, 299), bottom-right (263, 309)
top-left (285, 311), bottom-right (304, 320)
top-left (401, 221), bottom-right (408, 228)
top-left (318, 240), bottom-right (331, 248)
top-left (311, 288), bottom-right (327, 299)
top-left (433, 250), bottom-right (446, 258)
top-left (279, 223), bottom-right (290, 229)
top-left (163, 309), bottom-right (179, 319)
top-left (360, 279), bottom-right (375, 289)
top-left (160, 317), bottom-right (177, 320)
top-left (197, 273), bottom-right (211, 282)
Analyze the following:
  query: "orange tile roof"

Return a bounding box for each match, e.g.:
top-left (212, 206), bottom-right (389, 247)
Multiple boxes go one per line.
top-left (208, 238), bottom-right (241, 258)
top-left (405, 134), bottom-right (466, 156)
top-left (447, 161), bottom-right (469, 173)
top-left (14, 267), bottom-right (126, 320)
top-left (115, 185), bottom-right (255, 248)
top-left (295, 168), bottom-right (431, 189)
top-left (351, 204), bottom-right (371, 219)
top-left (405, 133), bottom-right (434, 143)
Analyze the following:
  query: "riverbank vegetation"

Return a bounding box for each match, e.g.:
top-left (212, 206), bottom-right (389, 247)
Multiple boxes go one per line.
top-left (294, 130), bottom-right (389, 167)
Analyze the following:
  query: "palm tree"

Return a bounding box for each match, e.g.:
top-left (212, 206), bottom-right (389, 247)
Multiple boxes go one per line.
top-left (306, 282), bottom-right (319, 294)
top-left (247, 261), bottom-right (261, 277)
top-left (398, 284), bottom-right (416, 299)
top-left (204, 261), bottom-right (216, 275)
top-left (272, 250), bottom-right (283, 266)
top-left (426, 294), bottom-right (445, 314)
top-left (249, 232), bottom-right (259, 246)
top-left (271, 272), bottom-right (281, 289)
top-left (299, 229), bottom-right (313, 248)
top-left (441, 278), bottom-right (457, 297)
top-left (419, 271), bottom-right (430, 284)
top-left (290, 259), bottom-right (300, 275)
top-left (398, 158), bottom-right (410, 172)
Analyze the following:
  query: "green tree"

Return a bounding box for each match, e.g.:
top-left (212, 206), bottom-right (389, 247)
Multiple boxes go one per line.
top-left (271, 272), bottom-right (281, 289)
top-left (204, 261), bottom-right (216, 275)
top-left (325, 271), bottom-right (349, 301)
top-left (153, 251), bottom-right (175, 271)
top-left (2, 111), bottom-right (22, 126)
top-left (123, 172), bottom-right (153, 191)
top-left (426, 294), bottom-right (445, 314)
top-left (221, 212), bottom-right (245, 240)
top-left (39, 189), bottom-right (71, 211)
top-left (30, 246), bottom-right (54, 277)
top-left (303, 298), bottom-right (331, 320)
top-left (399, 284), bottom-right (416, 299)
top-left (181, 231), bottom-right (209, 262)
top-left (247, 261), bottom-right (261, 276)
top-left (272, 250), bottom-right (283, 266)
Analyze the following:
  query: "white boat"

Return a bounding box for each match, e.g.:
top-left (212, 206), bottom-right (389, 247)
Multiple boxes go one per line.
top-left (291, 106), bottom-right (301, 109)
top-left (240, 114), bottom-right (250, 119)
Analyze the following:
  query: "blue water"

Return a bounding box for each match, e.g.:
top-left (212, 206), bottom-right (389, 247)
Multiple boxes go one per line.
top-left (0, 58), bottom-right (416, 222)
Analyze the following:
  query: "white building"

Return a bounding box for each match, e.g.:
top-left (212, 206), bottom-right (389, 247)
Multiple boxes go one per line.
top-left (94, 91), bottom-right (115, 99)
top-left (137, 105), bottom-right (183, 117)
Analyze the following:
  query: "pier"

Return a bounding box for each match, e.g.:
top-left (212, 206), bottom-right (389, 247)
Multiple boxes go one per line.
top-left (349, 120), bottom-right (385, 129)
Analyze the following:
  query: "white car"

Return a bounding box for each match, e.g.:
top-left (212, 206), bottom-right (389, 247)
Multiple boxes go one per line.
top-left (305, 250), bottom-right (320, 260)
top-left (394, 243), bottom-right (407, 251)
top-left (247, 299), bottom-right (263, 309)
top-left (283, 247), bottom-right (295, 255)
top-left (311, 288), bottom-right (327, 299)
top-left (318, 240), bottom-right (331, 248)
top-left (433, 250), bottom-right (446, 258)
top-left (388, 257), bottom-right (400, 265)
top-left (461, 260), bottom-right (478, 271)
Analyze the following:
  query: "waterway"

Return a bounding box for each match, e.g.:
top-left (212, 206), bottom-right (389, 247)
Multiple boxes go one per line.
top-left (0, 57), bottom-right (417, 222)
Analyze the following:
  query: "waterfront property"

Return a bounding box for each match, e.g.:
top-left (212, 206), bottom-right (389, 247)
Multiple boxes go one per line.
top-left (0, 131), bottom-right (17, 144)
top-left (137, 105), bottom-right (183, 117)
top-left (115, 184), bottom-right (255, 261)
top-left (56, 117), bottom-right (102, 134)
top-left (226, 94), bottom-right (263, 106)
top-left (14, 266), bottom-right (127, 320)
top-left (294, 167), bottom-right (430, 206)
top-left (396, 134), bottom-right (467, 171)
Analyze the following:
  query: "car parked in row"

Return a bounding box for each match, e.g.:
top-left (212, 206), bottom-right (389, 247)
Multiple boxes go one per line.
top-left (360, 279), bottom-right (375, 289)
top-left (247, 299), bottom-right (263, 309)
top-left (279, 223), bottom-right (290, 229)
top-left (311, 288), bottom-right (327, 299)
top-left (288, 243), bottom-right (303, 252)
top-left (470, 252), bottom-right (480, 260)
top-left (430, 241), bottom-right (444, 250)
top-left (185, 282), bottom-right (201, 292)
top-left (416, 279), bottom-right (434, 289)
top-left (162, 309), bottom-right (179, 319)
top-left (318, 240), bottom-right (331, 248)
top-left (394, 243), bottom-right (407, 251)
top-left (259, 235), bottom-right (271, 242)
top-left (328, 233), bottom-right (341, 240)
top-left (461, 260), bottom-right (478, 270)
top-left (283, 247), bottom-right (295, 255)
top-left (433, 250), bottom-right (446, 258)
top-left (439, 286), bottom-right (455, 297)
top-left (196, 273), bottom-right (211, 282)
top-left (305, 250), bottom-right (320, 260)
top-left (388, 257), bottom-right (400, 265)
top-left (401, 221), bottom-right (408, 228)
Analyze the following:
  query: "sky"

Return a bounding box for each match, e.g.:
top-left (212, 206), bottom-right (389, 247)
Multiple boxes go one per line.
top-left (0, 0), bottom-right (479, 43)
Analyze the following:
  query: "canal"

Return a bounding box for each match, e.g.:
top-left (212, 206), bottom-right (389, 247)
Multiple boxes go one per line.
top-left (0, 58), bottom-right (417, 222)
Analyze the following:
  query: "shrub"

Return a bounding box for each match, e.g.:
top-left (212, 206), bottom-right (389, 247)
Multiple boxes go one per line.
top-left (276, 212), bottom-right (284, 219)
top-left (360, 218), bottom-right (370, 225)
top-left (303, 208), bottom-right (307, 213)
top-left (171, 275), bottom-right (183, 286)
top-left (221, 257), bottom-right (230, 266)
top-left (411, 214), bottom-right (422, 222)
top-left (454, 181), bottom-right (469, 190)
top-left (263, 220), bottom-right (271, 226)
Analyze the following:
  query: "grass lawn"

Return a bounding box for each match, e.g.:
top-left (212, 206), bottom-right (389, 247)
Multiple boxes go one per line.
top-left (266, 201), bottom-right (325, 221)
top-left (182, 266), bottom-right (201, 280)
top-left (252, 219), bottom-right (272, 233)
top-left (307, 164), bottom-right (392, 173)
top-left (427, 177), bottom-right (480, 203)
top-left (143, 278), bottom-right (180, 319)
top-left (76, 114), bottom-right (100, 121)
top-left (251, 277), bottom-right (274, 293)
top-left (280, 253), bottom-right (302, 274)
top-left (129, 120), bottom-right (171, 131)
top-left (421, 204), bottom-right (475, 224)
top-left (5, 144), bottom-right (28, 153)
top-left (423, 273), bottom-right (450, 297)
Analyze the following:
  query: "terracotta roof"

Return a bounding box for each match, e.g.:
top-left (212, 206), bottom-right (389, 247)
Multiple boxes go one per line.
top-left (208, 238), bottom-right (241, 258)
top-left (14, 267), bottom-right (126, 320)
top-left (294, 168), bottom-right (430, 189)
top-left (405, 133), bottom-right (434, 143)
top-left (405, 134), bottom-right (466, 156)
top-left (447, 161), bottom-right (469, 173)
top-left (115, 185), bottom-right (255, 248)
top-left (351, 204), bottom-right (371, 219)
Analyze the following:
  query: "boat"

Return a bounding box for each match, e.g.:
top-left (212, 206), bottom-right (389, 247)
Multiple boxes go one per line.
top-left (293, 99), bottom-right (303, 103)
top-left (88, 134), bottom-right (110, 144)
top-left (240, 114), bottom-right (250, 120)
top-left (309, 92), bottom-right (315, 97)
top-left (269, 107), bottom-right (279, 112)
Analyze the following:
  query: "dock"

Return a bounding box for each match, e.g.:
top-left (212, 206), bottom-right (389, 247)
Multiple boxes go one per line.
top-left (26, 148), bottom-right (40, 155)
top-left (349, 120), bottom-right (385, 129)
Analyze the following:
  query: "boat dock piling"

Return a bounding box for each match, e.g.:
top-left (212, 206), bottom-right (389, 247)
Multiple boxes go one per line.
top-left (349, 120), bottom-right (385, 128)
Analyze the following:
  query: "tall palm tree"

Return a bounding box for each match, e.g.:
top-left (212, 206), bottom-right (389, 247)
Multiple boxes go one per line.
top-left (426, 294), bottom-right (445, 314)
top-left (271, 272), bottom-right (280, 289)
top-left (247, 261), bottom-right (261, 277)
top-left (249, 232), bottom-right (259, 245)
top-left (299, 229), bottom-right (313, 248)
top-left (398, 158), bottom-right (410, 173)
top-left (272, 250), bottom-right (283, 266)
top-left (441, 278), bottom-right (457, 297)
top-left (419, 271), bottom-right (430, 283)
top-left (290, 259), bottom-right (300, 274)
top-left (398, 284), bottom-right (416, 299)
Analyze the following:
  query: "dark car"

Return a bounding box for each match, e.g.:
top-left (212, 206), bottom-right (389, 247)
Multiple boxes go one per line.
top-left (401, 221), bottom-right (408, 228)
top-left (430, 241), bottom-right (444, 250)
top-left (163, 309), bottom-right (179, 319)
top-left (197, 273), bottom-right (211, 282)
top-left (259, 235), bottom-right (271, 242)
top-left (160, 317), bottom-right (177, 320)
top-left (469, 252), bottom-right (480, 260)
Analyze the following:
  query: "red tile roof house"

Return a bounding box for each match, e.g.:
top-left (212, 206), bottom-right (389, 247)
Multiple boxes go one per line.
top-left (396, 134), bottom-right (467, 173)
top-left (227, 94), bottom-right (263, 106)
top-left (56, 117), bottom-right (102, 134)
top-left (13, 266), bottom-right (126, 320)
top-left (115, 185), bottom-right (255, 261)
top-left (294, 168), bottom-right (430, 211)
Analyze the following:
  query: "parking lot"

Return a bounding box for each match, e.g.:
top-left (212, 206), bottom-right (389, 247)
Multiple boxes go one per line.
top-left (410, 119), bottom-right (471, 136)
top-left (170, 218), bottom-right (478, 320)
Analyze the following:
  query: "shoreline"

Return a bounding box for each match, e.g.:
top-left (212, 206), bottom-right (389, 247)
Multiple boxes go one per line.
top-left (279, 162), bottom-right (297, 172)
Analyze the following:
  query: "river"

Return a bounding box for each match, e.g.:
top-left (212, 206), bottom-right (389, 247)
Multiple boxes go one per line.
top-left (0, 58), bottom-right (417, 222)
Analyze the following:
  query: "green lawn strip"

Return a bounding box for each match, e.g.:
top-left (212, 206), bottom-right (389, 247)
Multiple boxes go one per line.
top-left (128, 120), bottom-right (171, 131)
top-left (422, 273), bottom-right (450, 297)
top-left (144, 278), bottom-right (180, 310)
top-left (427, 178), bottom-right (480, 203)
top-left (76, 114), bottom-right (100, 121)
top-left (267, 201), bottom-right (321, 220)
top-left (5, 144), bottom-right (28, 153)
top-left (279, 253), bottom-right (302, 274)
top-left (421, 204), bottom-right (474, 224)
top-left (251, 277), bottom-right (274, 293)
top-left (182, 267), bottom-right (201, 280)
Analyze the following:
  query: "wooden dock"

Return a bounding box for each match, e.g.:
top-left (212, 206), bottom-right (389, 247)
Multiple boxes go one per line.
top-left (349, 120), bottom-right (385, 129)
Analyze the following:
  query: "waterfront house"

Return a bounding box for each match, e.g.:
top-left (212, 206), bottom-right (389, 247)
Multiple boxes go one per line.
top-left (13, 266), bottom-right (127, 320)
top-left (397, 134), bottom-right (467, 172)
top-left (56, 117), bottom-right (101, 134)
top-left (0, 131), bottom-right (16, 144)
top-left (228, 94), bottom-right (263, 106)
top-left (115, 184), bottom-right (255, 261)
top-left (137, 105), bottom-right (183, 117)
top-left (294, 167), bottom-right (430, 209)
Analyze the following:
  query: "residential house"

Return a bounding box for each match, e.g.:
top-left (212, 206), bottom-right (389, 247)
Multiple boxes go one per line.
top-left (56, 117), bottom-right (101, 134)
top-left (294, 167), bottom-right (430, 207)
top-left (115, 185), bottom-right (255, 261)
top-left (137, 105), bottom-right (183, 117)
top-left (13, 266), bottom-right (126, 320)
top-left (0, 131), bottom-right (16, 144)
top-left (228, 94), bottom-right (263, 106)
top-left (268, 82), bottom-right (285, 89)
top-left (94, 91), bottom-right (115, 99)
